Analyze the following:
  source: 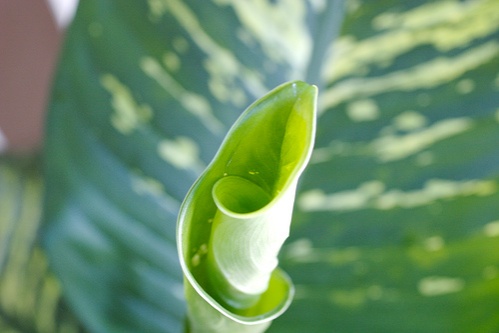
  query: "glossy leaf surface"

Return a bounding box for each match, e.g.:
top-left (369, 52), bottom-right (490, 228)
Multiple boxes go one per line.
top-left (178, 81), bottom-right (316, 332)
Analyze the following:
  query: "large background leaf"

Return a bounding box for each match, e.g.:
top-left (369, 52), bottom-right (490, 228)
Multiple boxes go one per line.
top-left (278, 1), bottom-right (499, 332)
top-left (42, 0), bottom-right (499, 332)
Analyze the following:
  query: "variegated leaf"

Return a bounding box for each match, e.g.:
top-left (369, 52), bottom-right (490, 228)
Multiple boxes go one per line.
top-left (42, 0), bottom-right (499, 332)
top-left (0, 157), bottom-right (84, 333)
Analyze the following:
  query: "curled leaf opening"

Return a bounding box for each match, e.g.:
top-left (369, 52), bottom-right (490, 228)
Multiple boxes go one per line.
top-left (177, 81), bottom-right (317, 332)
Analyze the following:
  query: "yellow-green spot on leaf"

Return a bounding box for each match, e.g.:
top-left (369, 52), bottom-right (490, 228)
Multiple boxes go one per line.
top-left (299, 178), bottom-right (496, 212)
top-left (309, 140), bottom-right (356, 164)
top-left (373, 117), bottom-right (473, 162)
top-left (376, 179), bottom-right (496, 210)
top-left (191, 244), bottom-right (209, 268)
top-left (147, 0), bottom-right (167, 21)
top-left (423, 236), bottom-right (445, 252)
top-left (283, 238), bottom-right (314, 261)
top-left (329, 288), bottom-right (367, 309)
top-left (132, 174), bottom-right (165, 197)
top-left (393, 111), bottom-right (428, 132)
top-left (327, 0), bottom-right (499, 82)
top-left (209, 74), bottom-right (250, 108)
top-left (484, 220), bottom-right (499, 237)
top-left (191, 253), bottom-right (201, 267)
top-left (346, 99), bottom-right (380, 122)
top-left (163, 51), bottom-right (181, 72)
top-left (158, 0), bottom-right (266, 106)
top-left (131, 171), bottom-right (181, 213)
top-left (418, 276), bottom-right (465, 297)
top-left (140, 56), bottom-right (224, 134)
top-left (298, 180), bottom-right (385, 212)
top-left (456, 78), bottom-right (475, 94)
top-left (158, 136), bottom-right (204, 172)
top-left (100, 74), bottom-right (153, 135)
top-left (284, 240), bottom-right (362, 266)
top-left (214, 0), bottom-right (312, 79)
top-left (373, 1), bottom-right (494, 32)
top-left (322, 41), bottom-right (499, 109)
top-left (173, 36), bottom-right (189, 53)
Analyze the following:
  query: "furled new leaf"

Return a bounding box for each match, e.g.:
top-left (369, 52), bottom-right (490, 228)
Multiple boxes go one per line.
top-left (178, 81), bottom-right (317, 332)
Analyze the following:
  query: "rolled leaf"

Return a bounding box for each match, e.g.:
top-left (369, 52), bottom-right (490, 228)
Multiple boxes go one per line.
top-left (177, 81), bottom-right (317, 332)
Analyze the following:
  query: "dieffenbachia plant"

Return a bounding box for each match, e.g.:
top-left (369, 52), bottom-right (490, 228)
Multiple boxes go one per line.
top-left (22, 0), bottom-right (498, 332)
top-left (178, 81), bottom-right (317, 332)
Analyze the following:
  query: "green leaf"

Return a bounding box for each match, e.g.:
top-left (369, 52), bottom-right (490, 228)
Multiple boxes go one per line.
top-left (0, 156), bottom-right (84, 333)
top-left (42, 1), bottom-right (336, 332)
top-left (273, 1), bottom-right (499, 332)
top-left (42, 0), bottom-right (499, 332)
top-left (178, 81), bottom-right (317, 332)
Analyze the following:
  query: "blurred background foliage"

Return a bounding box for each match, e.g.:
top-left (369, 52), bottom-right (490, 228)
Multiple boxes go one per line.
top-left (0, 156), bottom-right (84, 332)
top-left (1, 0), bottom-right (499, 332)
